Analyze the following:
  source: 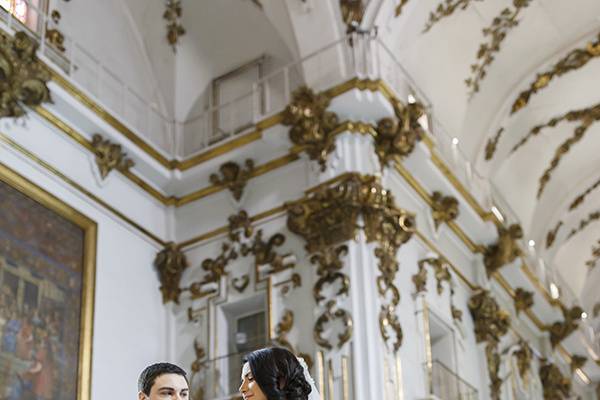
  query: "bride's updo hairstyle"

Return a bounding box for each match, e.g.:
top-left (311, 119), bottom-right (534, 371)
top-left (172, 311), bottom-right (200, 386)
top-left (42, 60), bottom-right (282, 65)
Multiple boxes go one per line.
top-left (244, 347), bottom-right (312, 400)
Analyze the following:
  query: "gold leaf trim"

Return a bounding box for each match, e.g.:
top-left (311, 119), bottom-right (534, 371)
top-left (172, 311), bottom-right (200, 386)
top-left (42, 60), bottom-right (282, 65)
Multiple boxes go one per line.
top-left (423, 0), bottom-right (482, 33)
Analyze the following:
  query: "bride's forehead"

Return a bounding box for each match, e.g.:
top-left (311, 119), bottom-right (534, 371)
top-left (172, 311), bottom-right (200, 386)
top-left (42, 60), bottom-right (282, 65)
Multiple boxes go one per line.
top-left (241, 362), bottom-right (251, 379)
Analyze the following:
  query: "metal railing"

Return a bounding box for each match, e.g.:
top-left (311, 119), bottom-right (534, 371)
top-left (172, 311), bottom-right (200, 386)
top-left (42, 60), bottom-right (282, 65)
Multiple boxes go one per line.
top-left (430, 360), bottom-right (478, 400)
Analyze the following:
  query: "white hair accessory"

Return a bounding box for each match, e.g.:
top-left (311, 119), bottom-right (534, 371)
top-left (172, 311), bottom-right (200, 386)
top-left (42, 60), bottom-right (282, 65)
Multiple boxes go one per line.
top-left (297, 357), bottom-right (321, 400)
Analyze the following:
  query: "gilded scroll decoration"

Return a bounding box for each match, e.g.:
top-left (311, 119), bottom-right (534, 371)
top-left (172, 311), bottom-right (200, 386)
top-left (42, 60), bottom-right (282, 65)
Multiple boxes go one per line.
top-left (546, 221), bottom-right (562, 248)
top-left (412, 263), bottom-right (427, 294)
top-left (394, 0), bottom-right (410, 17)
top-left (513, 340), bottom-right (532, 381)
top-left (0, 30), bottom-right (51, 118)
top-left (210, 159), bottom-right (255, 201)
top-left (511, 33), bottom-right (600, 114)
top-left (154, 242), bottom-right (189, 304)
top-left (91, 134), bottom-right (135, 179)
top-left (374, 101), bottom-right (426, 168)
top-left (567, 209), bottom-right (600, 241)
top-left (423, 0), bottom-right (482, 33)
top-left (483, 223), bottom-right (523, 276)
top-left (274, 309), bottom-right (295, 351)
top-left (513, 287), bottom-right (534, 315)
top-left (164, 0), bottom-right (185, 51)
top-left (311, 245), bottom-right (353, 350)
top-left (282, 86), bottom-right (339, 171)
top-left (569, 177), bottom-right (600, 211)
top-left (339, 0), bottom-right (365, 34)
top-left (468, 289), bottom-right (510, 400)
top-left (539, 360), bottom-right (571, 400)
top-left (286, 173), bottom-right (415, 351)
top-left (484, 127), bottom-right (504, 161)
top-left (180, 210), bottom-right (292, 300)
top-left (414, 257), bottom-right (463, 323)
top-left (584, 240), bottom-right (600, 269)
top-left (231, 274), bottom-right (250, 293)
top-left (190, 341), bottom-right (208, 400)
top-left (549, 305), bottom-right (583, 348)
top-left (430, 191), bottom-right (459, 230)
top-left (465, 0), bottom-right (532, 96)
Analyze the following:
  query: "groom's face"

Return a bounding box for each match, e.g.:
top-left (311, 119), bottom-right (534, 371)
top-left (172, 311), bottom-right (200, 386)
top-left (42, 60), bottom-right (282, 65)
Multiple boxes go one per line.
top-left (239, 363), bottom-right (267, 400)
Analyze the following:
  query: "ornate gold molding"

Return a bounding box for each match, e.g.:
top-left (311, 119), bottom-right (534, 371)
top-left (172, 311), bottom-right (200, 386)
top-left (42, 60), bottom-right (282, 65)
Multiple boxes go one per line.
top-left (0, 30), bottom-right (51, 118)
top-left (394, 0), bottom-right (410, 17)
top-left (282, 86), bottom-right (339, 171)
top-left (483, 223), bottom-right (523, 276)
top-left (513, 287), bottom-right (534, 315)
top-left (549, 305), bottom-right (583, 348)
top-left (567, 209), bottom-right (600, 241)
top-left (374, 101), bottom-right (426, 168)
top-left (91, 134), bottom-right (135, 179)
top-left (154, 242), bottom-right (189, 304)
top-left (570, 355), bottom-right (587, 373)
top-left (414, 257), bottom-right (463, 323)
top-left (273, 309), bottom-right (295, 351)
top-left (512, 33), bottom-right (600, 114)
top-left (468, 289), bottom-right (510, 400)
top-left (484, 127), bottom-right (503, 161)
top-left (231, 274), bottom-right (250, 293)
top-left (513, 340), bottom-right (532, 381)
top-left (423, 0), bottom-right (481, 33)
top-left (209, 159), bottom-right (254, 201)
top-left (584, 240), bottom-right (600, 269)
top-left (314, 299), bottom-right (353, 350)
top-left (466, 0), bottom-right (532, 96)
top-left (430, 191), bottom-right (459, 230)
top-left (164, 0), bottom-right (185, 51)
top-left (45, 10), bottom-right (66, 53)
top-left (312, 245), bottom-right (350, 303)
top-left (539, 360), bottom-right (571, 400)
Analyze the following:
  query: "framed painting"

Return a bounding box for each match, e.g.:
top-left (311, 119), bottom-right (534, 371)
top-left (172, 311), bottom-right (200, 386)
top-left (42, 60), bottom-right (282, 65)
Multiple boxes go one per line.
top-left (0, 163), bottom-right (96, 400)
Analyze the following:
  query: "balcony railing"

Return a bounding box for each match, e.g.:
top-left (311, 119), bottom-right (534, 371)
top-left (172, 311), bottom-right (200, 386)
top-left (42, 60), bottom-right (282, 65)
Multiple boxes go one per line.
top-left (429, 360), bottom-right (478, 400)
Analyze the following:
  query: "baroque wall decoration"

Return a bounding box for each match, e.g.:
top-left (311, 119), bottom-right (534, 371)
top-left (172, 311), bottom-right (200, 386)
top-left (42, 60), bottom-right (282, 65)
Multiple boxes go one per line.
top-left (286, 173), bottom-right (415, 351)
top-left (545, 221), bottom-right (562, 248)
top-left (394, 0), bottom-right (410, 17)
top-left (423, 0), bottom-right (482, 33)
top-left (273, 309), bottom-right (295, 351)
top-left (569, 355), bottom-right (587, 373)
top-left (513, 287), bottom-right (534, 315)
top-left (374, 101), bottom-right (426, 168)
top-left (430, 191), bottom-right (459, 230)
top-left (465, 0), bottom-right (532, 96)
top-left (513, 340), bottom-right (532, 381)
top-left (468, 289), bottom-right (510, 400)
top-left (209, 159), bottom-right (255, 201)
top-left (413, 257), bottom-right (463, 323)
top-left (45, 10), bottom-right (66, 52)
top-left (569, 176), bottom-right (600, 211)
top-left (539, 360), bottom-right (571, 400)
top-left (549, 304), bottom-right (583, 348)
top-left (511, 33), bottom-right (600, 115)
top-left (282, 86), bottom-right (339, 171)
top-left (91, 134), bottom-right (135, 179)
top-left (483, 223), bottom-right (523, 276)
top-left (163, 0), bottom-right (185, 51)
top-left (0, 30), bottom-right (51, 118)
top-left (584, 240), bottom-right (600, 269)
top-left (154, 242), bottom-right (189, 304)
top-left (484, 127), bottom-right (504, 161)
top-left (567, 209), bottom-right (600, 241)
top-left (180, 210), bottom-right (292, 300)
top-left (311, 245), bottom-right (353, 350)
top-left (339, 0), bottom-right (365, 34)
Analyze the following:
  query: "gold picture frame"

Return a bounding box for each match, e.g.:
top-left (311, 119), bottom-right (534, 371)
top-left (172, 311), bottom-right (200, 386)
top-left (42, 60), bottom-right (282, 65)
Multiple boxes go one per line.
top-left (0, 162), bottom-right (96, 400)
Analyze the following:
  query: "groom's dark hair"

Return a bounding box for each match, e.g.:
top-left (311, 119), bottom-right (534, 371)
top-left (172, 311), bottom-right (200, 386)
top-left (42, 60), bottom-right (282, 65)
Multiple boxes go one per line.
top-left (244, 347), bottom-right (312, 400)
top-left (138, 362), bottom-right (188, 395)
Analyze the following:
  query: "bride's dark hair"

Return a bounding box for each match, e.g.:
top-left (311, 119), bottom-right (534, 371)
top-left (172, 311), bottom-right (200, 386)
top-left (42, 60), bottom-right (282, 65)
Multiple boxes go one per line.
top-left (244, 347), bottom-right (312, 400)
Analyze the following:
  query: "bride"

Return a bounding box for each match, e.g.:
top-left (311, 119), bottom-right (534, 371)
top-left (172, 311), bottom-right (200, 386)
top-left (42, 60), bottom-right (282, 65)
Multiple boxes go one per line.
top-left (239, 347), bottom-right (320, 400)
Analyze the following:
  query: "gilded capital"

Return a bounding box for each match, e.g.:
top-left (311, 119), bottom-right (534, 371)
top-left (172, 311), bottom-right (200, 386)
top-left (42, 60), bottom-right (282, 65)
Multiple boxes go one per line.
top-left (210, 159), bottom-right (254, 201)
top-left (91, 134), bottom-right (135, 179)
top-left (0, 31), bottom-right (51, 118)
top-left (483, 223), bottom-right (523, 276)
top-left (430, 191), bottom-right (459, 230)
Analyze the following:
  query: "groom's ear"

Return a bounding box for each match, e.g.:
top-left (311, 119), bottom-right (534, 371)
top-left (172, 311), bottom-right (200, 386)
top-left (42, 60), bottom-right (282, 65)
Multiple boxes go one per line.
top-left (138, 391), bottom-right (147, 400)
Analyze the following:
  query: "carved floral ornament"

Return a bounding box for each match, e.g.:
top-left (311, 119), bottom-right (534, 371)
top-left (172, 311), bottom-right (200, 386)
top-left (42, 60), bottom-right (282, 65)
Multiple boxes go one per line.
top-left (483, 223), bottom-right (523, 276)
top-left (430, 191), bottom-right (459, 230)
top-left (374, 101), bottom-right (426, 168)
top-left (513, 287), bottom-right (534, 315)
top-left (91, 134), bottom-right (135, 179)
top-left (282, 86), bottom-right (339, 171)
top-left (286, 173), bottom-right (415, 352)
top-left (209, 159), bottom-right (255, 201)
top-left (513, 340), bottom-right (532, 381)
top-left (468, 289), bottom-right (510, 400)
top-left (422, 0), bottom-right (482, 33)
top-left (0, 30), bottom-right (51, 118)
top-left (549, 304), bottom-right (583, 348)
top-left (163, 0), bottom-right (185, 51)
top-left (539, 360), bottom-right (571, 400)
top-left (153, 242), bottom-right (189, 304)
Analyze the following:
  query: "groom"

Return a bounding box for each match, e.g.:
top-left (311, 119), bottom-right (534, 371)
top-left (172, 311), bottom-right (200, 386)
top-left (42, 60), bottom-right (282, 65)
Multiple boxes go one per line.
top-left (138, 362), bottom-right (189, 400)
